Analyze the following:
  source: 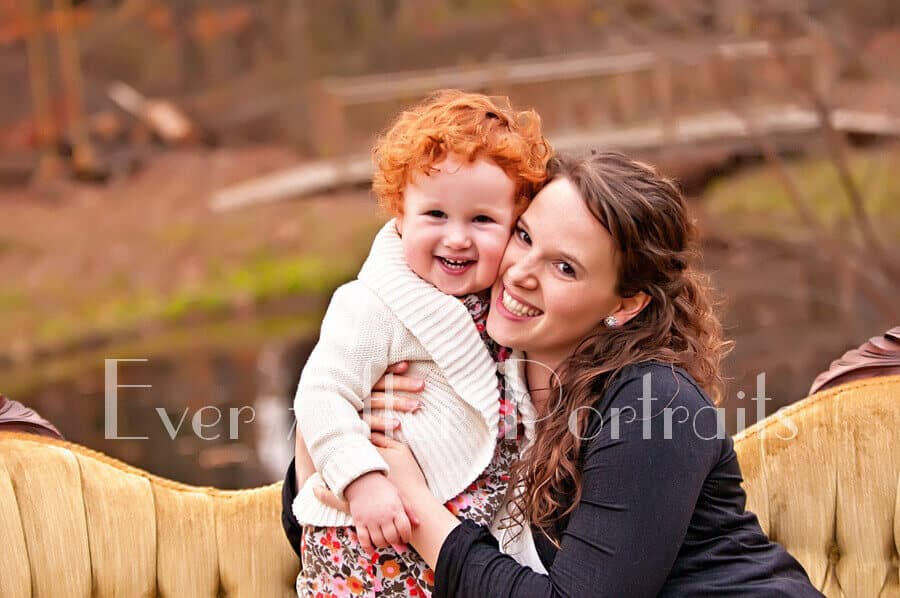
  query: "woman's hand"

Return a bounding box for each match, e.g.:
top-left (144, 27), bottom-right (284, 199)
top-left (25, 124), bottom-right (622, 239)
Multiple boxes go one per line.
top-left (373, 433), bottom-right (430, 494)
top-left (364, 361), bottom-right (425, 433)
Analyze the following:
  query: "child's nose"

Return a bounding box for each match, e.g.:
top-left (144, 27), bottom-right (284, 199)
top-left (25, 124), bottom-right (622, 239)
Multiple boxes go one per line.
top-left (443, 226), bottom-right (472, 250)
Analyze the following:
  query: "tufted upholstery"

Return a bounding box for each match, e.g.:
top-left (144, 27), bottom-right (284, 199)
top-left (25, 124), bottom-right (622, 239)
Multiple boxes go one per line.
top-left (1, 374), bottom-right (898, 596)
top-left (0, 432), bottom-right (300, 597)
top-left (733, 374), bottom-right (900, 597)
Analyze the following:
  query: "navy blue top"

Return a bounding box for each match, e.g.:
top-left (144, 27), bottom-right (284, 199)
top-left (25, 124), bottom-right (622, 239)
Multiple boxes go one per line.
top-left (280, 361), bottom-right (822, 596)
top-left (433, 362), bottom-right (822, 597)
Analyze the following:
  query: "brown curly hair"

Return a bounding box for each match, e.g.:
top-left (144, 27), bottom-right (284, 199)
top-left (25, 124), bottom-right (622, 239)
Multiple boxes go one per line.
top-left (372, 89), bottom-right (550, 217)
top-left (506, 151), bottom-right (733, 545)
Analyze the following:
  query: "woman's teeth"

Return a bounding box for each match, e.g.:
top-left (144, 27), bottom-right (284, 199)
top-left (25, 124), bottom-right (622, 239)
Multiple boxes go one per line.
top-left (439, 257), bottom-right (472, 270)
top-left (502, 290), bottom-right (542, 317)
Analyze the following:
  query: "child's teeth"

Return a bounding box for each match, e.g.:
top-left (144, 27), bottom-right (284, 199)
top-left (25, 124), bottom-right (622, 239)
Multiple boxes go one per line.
top-left (440, 257), bottom-right (470, 269)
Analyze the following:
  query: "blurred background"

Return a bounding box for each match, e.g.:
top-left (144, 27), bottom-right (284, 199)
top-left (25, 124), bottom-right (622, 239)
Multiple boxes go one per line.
top-left (1, 0), bottom-right (898, 489)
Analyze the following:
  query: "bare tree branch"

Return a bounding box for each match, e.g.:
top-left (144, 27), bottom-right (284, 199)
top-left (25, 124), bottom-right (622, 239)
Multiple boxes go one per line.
top-left (608, 2), bottom-right (900, 321)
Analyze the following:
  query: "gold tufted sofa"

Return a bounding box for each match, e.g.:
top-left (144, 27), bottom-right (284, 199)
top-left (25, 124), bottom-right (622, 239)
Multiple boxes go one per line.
top-left (1, 374), bottom-right (899, 597)
top-left (733, 374), bottom-right (900, 597)
top-left (0, 433), bottom-right (300, 597)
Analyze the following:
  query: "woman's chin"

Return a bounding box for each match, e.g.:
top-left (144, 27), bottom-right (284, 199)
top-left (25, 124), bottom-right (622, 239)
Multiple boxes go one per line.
top-left (486, 316), bottom-right (526, 350)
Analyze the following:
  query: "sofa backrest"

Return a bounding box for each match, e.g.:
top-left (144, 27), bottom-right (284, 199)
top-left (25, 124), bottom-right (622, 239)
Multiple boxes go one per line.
top-left (2, 374), bottom-right (898, 597)
top-left (733, 374), bottom-right (900, 597)
top-left (0, 432), bottom-right (299, 597)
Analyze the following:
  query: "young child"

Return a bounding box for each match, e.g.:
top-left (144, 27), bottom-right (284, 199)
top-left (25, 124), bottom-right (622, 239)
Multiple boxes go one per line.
top-left (292, 89), bottom-right (549, 596)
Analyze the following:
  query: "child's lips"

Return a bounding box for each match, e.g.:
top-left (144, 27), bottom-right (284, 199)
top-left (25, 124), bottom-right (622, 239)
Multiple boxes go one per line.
top-left (436, 256), bottom-right (475, 275)
top-left (437, 254), bottom-right (476, 262)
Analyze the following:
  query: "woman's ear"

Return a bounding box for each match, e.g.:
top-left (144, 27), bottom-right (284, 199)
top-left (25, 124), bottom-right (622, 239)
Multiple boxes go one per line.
top-left (611, 291), bottom-right (650, 326)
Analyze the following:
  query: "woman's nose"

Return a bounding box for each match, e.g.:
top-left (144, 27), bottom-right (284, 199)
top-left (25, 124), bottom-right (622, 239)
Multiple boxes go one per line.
top-left (505, 254), bottom-right (538, 290)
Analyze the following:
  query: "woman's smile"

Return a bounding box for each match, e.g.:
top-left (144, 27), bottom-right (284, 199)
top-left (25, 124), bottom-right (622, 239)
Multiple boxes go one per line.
top-left (487, 177), bottom-right (620, 368)
top-left (496, 286), bottom-right (543, 319)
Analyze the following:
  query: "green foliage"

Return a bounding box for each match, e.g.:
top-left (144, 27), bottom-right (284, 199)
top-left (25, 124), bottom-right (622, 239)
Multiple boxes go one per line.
top-left (704, 151), bottom-right (900, 239)
top-left (20, 249), bottom-right (363, 349)
top-left (0, 290), bottom-right (26, 311)
top-left (226, 254), bottom-right (352, 299)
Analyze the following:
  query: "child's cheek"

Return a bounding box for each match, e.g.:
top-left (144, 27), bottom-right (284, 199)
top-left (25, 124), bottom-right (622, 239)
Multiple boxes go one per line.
top-left (483, 235), bottom-right (510, 274)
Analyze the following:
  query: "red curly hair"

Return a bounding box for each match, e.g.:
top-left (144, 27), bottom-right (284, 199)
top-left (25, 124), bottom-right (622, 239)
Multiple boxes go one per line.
top-left (372, 89), bottom-right (551, 217)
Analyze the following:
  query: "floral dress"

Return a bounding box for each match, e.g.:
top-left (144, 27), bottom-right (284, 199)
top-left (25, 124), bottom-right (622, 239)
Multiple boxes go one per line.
top-left (298, 292), bottom-right (520, 598)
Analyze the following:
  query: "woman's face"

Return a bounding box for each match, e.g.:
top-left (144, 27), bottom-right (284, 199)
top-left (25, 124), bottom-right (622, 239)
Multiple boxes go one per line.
top-left (486, 177), bottom-right (622, 368)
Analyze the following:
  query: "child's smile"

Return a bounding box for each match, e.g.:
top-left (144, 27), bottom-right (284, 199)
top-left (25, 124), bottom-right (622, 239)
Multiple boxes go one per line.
top-left (436, 256), bottom-right (475, 274)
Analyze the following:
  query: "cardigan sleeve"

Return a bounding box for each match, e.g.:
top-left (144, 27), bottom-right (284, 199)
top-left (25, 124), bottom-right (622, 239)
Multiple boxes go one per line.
top-left (434, 370), bottom-right (722, 598)
top-left (293, 282), bottom-right (393, 500)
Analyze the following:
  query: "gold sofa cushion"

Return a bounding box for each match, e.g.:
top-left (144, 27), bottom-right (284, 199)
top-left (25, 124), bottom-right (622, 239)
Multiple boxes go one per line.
top-left (0, 432), bottom-right (299, 597)
top-left (733, 374), bottom-right (900, 597)
top-left (1, 374), bottom-right (898, 596)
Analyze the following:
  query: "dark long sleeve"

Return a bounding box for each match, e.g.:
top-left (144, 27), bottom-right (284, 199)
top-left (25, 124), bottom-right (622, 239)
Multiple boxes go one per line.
top-left (281, 458), bottom-right (304, 558)
top-left (435, 363), bottom-right (821, 597)
top-left (435, 366), bottom-right (721, 598)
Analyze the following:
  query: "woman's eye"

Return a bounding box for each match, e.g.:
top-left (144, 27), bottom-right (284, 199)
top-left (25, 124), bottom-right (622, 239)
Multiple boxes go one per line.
top-left (515, 227), bottom-right (531, 245)
top-left (426, 210), bottom-right (446, 218)
top-left (555, 262), bottom-right (575, 277)
top-left (473, 215), bottom-right (494, 224)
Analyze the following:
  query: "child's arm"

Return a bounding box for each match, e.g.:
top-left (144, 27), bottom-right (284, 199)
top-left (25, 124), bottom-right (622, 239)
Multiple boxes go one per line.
top-left (293, 361), bottom-right (423, 491)
top-left (345, 471), bottom-right (415, 552)
top-left (293, 283), bottom-right (395, 501)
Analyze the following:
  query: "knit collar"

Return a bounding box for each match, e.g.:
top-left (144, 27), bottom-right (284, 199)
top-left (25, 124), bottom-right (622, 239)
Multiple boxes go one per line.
top-left (357, 220), bottom-right (500, 434)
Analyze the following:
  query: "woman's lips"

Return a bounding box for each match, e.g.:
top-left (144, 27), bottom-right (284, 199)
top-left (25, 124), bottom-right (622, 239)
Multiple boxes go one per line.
top-left (436, 256), bottom-right (475, 275)
top-left (496, 287), bottom-right (543, 319)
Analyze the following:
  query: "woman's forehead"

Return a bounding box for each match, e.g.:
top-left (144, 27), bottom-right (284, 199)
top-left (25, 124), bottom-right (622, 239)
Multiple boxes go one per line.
top-left (523, 178), bottom-right (615, 264)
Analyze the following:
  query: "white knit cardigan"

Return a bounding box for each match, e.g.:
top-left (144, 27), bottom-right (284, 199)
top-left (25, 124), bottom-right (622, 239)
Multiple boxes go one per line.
top-left (292, 220), bottom-right (505, 527)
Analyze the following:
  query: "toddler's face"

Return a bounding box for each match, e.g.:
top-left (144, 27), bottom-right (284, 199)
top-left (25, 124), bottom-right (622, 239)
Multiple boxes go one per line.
top-left (397, 154), bottom-right (516, 297)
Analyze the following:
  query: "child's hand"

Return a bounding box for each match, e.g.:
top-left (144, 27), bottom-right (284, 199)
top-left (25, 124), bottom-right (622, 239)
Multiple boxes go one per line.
top-left (344, 471), bottom-right (415, 553)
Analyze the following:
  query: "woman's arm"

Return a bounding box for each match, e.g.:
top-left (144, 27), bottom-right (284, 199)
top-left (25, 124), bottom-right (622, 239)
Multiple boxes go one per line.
top-left (293, 426), bottom-right (317, 490)
top-left (425, 373), bottom-right (722, 597)
top-left (312, 432), bottom-right (457, 562)
top-left (387, 467), bottom-right (461, 567)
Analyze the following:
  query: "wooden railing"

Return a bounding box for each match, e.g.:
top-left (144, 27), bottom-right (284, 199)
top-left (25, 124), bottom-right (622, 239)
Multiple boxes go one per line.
top-left (307, 37), bottom-right (833, 157)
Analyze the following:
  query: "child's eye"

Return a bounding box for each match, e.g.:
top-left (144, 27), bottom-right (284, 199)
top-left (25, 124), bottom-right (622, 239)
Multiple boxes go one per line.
top-left (425, 210), bottom-right (447, 218)
top-left (473, 215), bottom-right (495, 224)
top-left (515, 226), bottom-right (531, 245)
top-left (555, 262), bottom-right (576, 277)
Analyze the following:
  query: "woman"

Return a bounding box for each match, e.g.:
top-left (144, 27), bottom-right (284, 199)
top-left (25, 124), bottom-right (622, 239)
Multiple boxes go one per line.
top-left (283, 151), bottom-right (822, 596)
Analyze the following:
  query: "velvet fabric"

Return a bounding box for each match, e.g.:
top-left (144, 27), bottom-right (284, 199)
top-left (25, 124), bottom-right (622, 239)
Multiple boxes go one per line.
top-left (733, 374), bottom-right (900, 596)
top-left (1, 374), bottom-right (898, 596)
top-left (0, 433), bottom-right (298, 597)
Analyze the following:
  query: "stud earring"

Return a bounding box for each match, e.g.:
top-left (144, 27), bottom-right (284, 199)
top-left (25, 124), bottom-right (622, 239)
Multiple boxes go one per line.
top-left (604, 315), bottom-right (619, 328)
